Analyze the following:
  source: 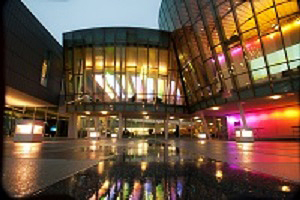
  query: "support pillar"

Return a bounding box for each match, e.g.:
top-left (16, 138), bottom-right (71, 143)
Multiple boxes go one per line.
top-left (95, 116), bottom-right (99, 131)
top-left (68, 114), bottom-right (78, 139)
top-left (118, 112), bottom-right (123, 139)
top-left (200, 111), bottom-right (210, 139)
top-left (55, 113), bottom-right (59, 137)
top-left (213, 116), bottom-right (217, 138)
top-left (164, 113), bottom-right (169, 140)
top-left (104, 116), bottom-right (108, 138)
top-left (236, 102), bottom-right (254, 142)
top-left (237, 102), bottom-right (248, 129)
top-left (178, 119), bottom-right (182, 138)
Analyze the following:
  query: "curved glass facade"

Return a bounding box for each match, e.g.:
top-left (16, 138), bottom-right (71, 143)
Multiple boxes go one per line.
top-left (159, 0), bottom-right (300, 108)
top-left (64, 28), bottom-right (186, 108)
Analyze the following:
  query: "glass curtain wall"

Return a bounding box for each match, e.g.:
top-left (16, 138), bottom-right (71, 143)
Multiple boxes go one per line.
top-left (159, 0), bottom-right (300, 105)
top-left (64, 28), bottom-right (186, 106)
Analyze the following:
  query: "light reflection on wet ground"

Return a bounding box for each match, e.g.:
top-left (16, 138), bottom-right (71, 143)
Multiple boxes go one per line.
top-left (2, 139), bottom-right (300, 199)
top-left (28, 140), bottom-right (299, 200)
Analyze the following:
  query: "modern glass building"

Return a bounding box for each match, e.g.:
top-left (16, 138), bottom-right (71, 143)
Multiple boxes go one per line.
top-left (62, 0), bottom-right (300, 140)
top-left (63, 28), bottom-right (193, 138)
top-left (64, 28), bottom-right (186, 111)
top-left (4, 0), bottom-right (299, 140)
top-left (159, 0), bottom-right (300, 108)
top-left (157, 0), bottom-right (300, 140)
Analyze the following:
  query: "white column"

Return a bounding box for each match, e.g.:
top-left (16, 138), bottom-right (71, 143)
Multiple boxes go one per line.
top-left (237, 102), bottom-right (248, 129)
top-left (95, 116), bottom-right (99, 131)
top-left (104, 116), bottom-right (108, 138)
top-left (165, 113), bottom-right (169, 140)
top-left (200, 111), bottom-right (210, 139)
top-left (118, 112), bottom-right (123, 139)
top-left (178, 119), bottom-right (181, 138)
top-left (68, 113), bottom-right (78, 139)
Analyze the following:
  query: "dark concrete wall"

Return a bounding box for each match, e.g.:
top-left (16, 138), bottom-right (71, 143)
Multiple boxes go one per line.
top-left (3, 0), bottom-right (63, 105)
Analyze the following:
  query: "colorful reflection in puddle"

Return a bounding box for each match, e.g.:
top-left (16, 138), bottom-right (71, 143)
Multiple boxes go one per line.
top-left (33, 153), bottom-right (299, 200)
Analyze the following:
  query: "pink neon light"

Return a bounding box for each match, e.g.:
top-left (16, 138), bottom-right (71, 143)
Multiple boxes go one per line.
top-left (245, 43), bottom-right (251, 48)
top-left (231, 47), bottom-right (242, 55)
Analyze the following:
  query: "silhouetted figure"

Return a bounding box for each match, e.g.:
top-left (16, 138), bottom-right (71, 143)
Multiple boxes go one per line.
top-left (131, 93), bottom-right (136, 102)
top-left (175, 125), bottom-right (180, 137)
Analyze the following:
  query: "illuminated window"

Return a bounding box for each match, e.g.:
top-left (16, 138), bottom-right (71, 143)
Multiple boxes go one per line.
top-left (40, 52), bottom-right (50, 87)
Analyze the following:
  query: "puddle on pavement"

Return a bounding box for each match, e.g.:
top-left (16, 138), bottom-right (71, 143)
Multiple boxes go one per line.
top-left (32, 141), bottom-right (299, 200)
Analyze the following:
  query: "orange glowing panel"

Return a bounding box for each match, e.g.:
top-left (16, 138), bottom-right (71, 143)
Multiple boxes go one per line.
top-left (283, 109), bottom-right (299, 118)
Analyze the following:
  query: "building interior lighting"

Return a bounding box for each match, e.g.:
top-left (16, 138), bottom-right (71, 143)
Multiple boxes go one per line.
top-left (216, 170), bottom-right (223, 180)
top-left (98, 161), bottom-right (104, 174)
top-left (142, 111), bottom-right (148, 115)
top-left (269, 95), bottom-right (282, 99)
top-left (16, 124), bottom-right (32, 134)
top-left (211, 107), bottom-right (220, 110)
top-left (90, 132), bottom-right (100, 138)
top-left (196, 120), bottom-right (202, 122)
top-left (33, 125), bottom-right (43, 134)
top-left (170, 116), bottom-right (175, 119)
top-left (85, 111), bottom-right (91, 115)
top-left (281, 185), bottom-right (291, 192)
top-left (141, 162), bottom-right (148, 171)
top-left (101, 111), bottom-right (108, 115)
top-left (194, 116), bottom-right (200, 120)
top-left (111, 133), bottom-right (117, 138)
top-left (197, 133), bottom-right (206, 139)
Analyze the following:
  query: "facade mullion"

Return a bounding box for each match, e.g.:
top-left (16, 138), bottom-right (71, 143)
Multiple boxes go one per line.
top-left (173, 0), bottom-right (202, 104)
top-left (271, 0), bottom-right (295, 91)
top-left (248, 0), bottom-right (274, 93)
top-left (210, 0), bottom-right (240, 100)
top-left (183, 0), bottom-right (223, 103)
top-left (195, 1), bottom-right (229, 104)
top-left (228, 0), bottom-right (256, 97)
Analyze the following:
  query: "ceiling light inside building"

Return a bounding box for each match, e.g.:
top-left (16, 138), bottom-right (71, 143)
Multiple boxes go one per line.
top-left (170, 116), bottom-right (175, 119)
top-left (194, 116), bottom-right (200, 120)
top-left (101, 111), bottom-right (108, 115)
top-left (211, 107), bottom-right (220, 110)
top-left (85, 111), bottom-right (91, 115)
top-left (269, 95), bottom-right (282, 100)
top-left (142, 111), bottom-right (148, 115)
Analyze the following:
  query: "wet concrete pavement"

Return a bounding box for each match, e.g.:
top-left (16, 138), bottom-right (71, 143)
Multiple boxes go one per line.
top-left (1, 138), bottom-right (300, 199)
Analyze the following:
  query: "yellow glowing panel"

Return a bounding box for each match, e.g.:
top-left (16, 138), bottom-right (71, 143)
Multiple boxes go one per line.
top-left (85, 59), bottom-right (92, 67)
top-left (216, 170), bottom-right (223, 179)
top-left (281, 185), bottom-right (291, 192)
top-left (141, 162), bottom-right (148, 171)
top-left (235, 130), bottom-right (241, 137)
top-left (98, 162), bottom-right (104, 174)
top-left (16, 124), bottom-right (32, 134)
top-left (159, 66), bottom-right (167, 75)
top-left (242, 129), bottom-right (253, 137)
top-left (33, 125), bottom-right (43, 134)
top-left (198, 134), bottom-right (206, 139)
top-left (90, 132), bottom-right (100, 138)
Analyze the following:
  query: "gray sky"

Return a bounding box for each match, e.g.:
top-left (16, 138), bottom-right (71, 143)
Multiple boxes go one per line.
top-left (21, 0), bottom-right (162, 44)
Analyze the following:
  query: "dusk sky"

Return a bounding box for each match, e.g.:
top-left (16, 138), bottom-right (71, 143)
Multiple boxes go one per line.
top-left (21, 0), bottom-right (162, 44)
